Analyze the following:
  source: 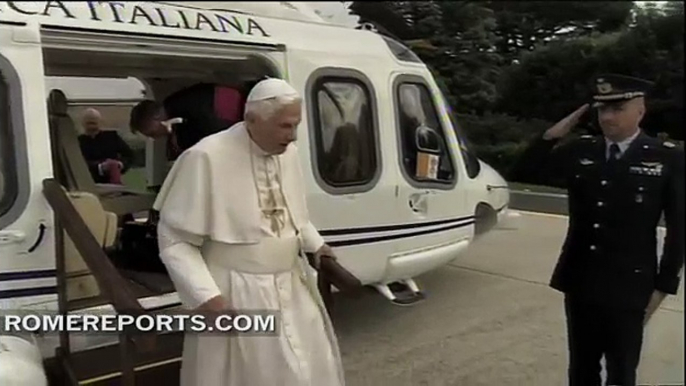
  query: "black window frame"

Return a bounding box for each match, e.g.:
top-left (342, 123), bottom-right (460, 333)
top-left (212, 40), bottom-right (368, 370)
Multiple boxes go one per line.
top-left (392, 75), bottom-right (457, 190)
top-left (0, 54), bottom-right (26, 227)
top-left (305, 67), bottom-right (382, 195)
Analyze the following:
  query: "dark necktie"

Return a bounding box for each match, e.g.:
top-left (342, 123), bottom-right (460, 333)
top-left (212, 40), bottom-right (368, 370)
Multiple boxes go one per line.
top-left (608, 143), bottom-right (621, 164)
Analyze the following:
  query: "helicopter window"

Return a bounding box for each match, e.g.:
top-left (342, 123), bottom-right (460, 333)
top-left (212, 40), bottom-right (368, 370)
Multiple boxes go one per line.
top-left (452, 117), bottom-right (481, 179)
top-left (445, 105), bottom-right (481, 179)
top-left (395, 82), bottom-right (455, 185)
top-left (311, 76), bottom-right (378, 189)
top-left (0, 66), bottom-right (19, 220)
top-left (382, 36), bottom-right (423, 64)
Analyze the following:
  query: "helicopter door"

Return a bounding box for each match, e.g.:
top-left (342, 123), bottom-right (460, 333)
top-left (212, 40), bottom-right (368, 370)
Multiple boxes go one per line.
top-left (390, 74), bottom-right (472, 270)
top-left (0, 23), bottom-right (57, 305)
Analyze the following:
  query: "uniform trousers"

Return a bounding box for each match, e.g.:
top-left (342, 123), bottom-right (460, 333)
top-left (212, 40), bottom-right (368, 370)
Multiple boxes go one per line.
top-left (564, 294), bottom-right (646, 386)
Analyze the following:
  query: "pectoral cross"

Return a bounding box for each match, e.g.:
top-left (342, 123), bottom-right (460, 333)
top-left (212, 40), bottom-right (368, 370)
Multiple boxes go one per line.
top-left (262, 156), bottom-right (286, 236)
top-left (263, 187), bottom-right (285, 236)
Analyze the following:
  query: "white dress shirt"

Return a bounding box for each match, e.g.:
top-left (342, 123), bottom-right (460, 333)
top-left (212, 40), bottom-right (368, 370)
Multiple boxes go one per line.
top-left (605, 129), bottom-right (641, 160)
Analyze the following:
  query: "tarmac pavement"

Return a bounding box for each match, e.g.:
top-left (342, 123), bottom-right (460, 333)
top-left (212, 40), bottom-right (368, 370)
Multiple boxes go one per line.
top-left (35, 207), bottom-right (682, 385)
top-left (332, 211), bottom-right (684, 386)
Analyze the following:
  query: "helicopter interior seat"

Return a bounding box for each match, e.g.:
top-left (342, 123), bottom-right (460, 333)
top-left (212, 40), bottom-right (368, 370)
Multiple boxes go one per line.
top-left (47, 89), bottom-right (156, 216)
top-left (61, 189), bottom-right (120, 303)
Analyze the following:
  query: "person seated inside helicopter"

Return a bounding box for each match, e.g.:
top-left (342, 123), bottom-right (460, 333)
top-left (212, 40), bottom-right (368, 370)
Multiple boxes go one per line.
top-left (78, 107), bottom-right (134, 185)
top-left (129, 82), bottom-right (246, 160)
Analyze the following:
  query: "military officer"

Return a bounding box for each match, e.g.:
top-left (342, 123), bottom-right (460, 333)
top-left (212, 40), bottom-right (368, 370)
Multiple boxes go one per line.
top-left (510, 74), bottom-right (684, 386)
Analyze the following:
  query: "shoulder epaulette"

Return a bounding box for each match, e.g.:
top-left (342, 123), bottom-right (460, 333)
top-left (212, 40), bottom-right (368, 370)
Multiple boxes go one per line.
top-left (579, 134), bottom-right (598, 143)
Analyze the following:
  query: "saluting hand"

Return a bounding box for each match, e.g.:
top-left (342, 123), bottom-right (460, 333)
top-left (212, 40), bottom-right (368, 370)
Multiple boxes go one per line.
top-left (543, 104), bottom-right (590, 140)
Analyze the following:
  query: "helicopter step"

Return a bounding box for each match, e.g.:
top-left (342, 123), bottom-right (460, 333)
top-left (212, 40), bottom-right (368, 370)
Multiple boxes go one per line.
top-left (373, 278), bottom-right (425, 306)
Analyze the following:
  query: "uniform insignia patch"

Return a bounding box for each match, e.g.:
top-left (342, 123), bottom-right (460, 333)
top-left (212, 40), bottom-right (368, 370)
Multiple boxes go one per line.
top-left (630, 164), bottom-right (663, 176)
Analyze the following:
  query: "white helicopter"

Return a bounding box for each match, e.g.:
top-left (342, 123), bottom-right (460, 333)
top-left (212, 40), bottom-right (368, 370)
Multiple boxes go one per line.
top-left (0, 1), bottom-right (517, 384)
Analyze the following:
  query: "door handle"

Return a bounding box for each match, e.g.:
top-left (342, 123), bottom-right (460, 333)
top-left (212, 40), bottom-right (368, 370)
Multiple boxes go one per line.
top-left (408, 192), bottom-right (429, 214)
top-left (487, 185), bottom-right (509, 191)
top-left (0, 230), bottom-right (26, 245)
top-left (28, 223), bottom-right (47, 252)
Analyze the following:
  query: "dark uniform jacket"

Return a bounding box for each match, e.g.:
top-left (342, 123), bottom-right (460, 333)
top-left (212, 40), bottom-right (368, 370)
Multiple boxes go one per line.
top-left (78, 130), bottom-right (134, 184)
top-left (510, 131), bottom-right (684, 310)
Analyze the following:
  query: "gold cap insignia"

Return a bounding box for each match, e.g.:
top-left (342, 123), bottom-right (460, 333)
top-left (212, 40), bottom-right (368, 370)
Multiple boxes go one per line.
top-left (597, 82), bottom-right (613, 94)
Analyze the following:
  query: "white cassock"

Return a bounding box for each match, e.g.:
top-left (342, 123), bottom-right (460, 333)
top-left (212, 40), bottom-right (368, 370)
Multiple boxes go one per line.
top-left (153, 122), bottom-right (345, 386)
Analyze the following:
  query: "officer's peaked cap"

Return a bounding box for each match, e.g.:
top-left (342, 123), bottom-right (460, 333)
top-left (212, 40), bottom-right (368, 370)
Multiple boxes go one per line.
top-left (592, 73), bottom-right (654, 106)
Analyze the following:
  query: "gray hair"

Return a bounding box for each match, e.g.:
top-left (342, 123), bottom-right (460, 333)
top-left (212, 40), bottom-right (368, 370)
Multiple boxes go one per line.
top-left (244, 94), bottom-right (302, 121)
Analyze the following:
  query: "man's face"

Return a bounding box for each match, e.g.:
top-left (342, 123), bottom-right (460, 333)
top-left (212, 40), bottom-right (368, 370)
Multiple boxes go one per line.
top-left (83, 116), bottom-right (101, 135)
top-left (597, 98), bottom-right (645, 140)
top-left (253, 101), bottom-right (301, 154)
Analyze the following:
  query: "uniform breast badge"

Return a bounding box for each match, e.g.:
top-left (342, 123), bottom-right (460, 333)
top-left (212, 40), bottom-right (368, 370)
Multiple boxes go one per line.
top-left (630, 162), bottom-right (663, 177)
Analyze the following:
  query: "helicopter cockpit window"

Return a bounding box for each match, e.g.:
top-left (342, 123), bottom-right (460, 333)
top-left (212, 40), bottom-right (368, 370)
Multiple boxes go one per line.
top-left (437, 90), bottom-right (482, 179)
top-left (382, 36), bottom-right (423, 64)
top-left (449, 113), bottom-right (481, 179)
top-left (396, 82), bottom-right (455, 184)
top-left (311, 77), bottom-right (378, 189)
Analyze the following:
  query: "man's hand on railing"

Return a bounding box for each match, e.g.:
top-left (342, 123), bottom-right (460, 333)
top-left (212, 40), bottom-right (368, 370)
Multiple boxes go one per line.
top-left (312, 243), bottom-right (337, 270)
top-left (306, 244), bottom-right (362, 295)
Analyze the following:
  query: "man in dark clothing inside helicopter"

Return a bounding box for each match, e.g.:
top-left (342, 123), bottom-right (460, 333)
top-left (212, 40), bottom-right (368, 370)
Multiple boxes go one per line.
top-left (78, 107), bottom-right (134, 184)
top-left (129, 82), bottom-right (246, 160)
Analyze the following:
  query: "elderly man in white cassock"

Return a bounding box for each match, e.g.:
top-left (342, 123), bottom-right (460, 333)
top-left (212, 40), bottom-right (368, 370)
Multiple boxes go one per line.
top-left (152, 78), bottom-right (346, 386)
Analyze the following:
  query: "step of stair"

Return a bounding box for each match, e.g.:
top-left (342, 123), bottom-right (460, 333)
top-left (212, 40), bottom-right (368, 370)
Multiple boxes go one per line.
top-left (43, 332), bottom-right (184, 385)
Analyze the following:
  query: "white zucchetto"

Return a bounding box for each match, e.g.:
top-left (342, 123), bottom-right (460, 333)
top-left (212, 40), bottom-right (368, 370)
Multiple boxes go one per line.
top-left (247, 78), bottom-right (299, 102)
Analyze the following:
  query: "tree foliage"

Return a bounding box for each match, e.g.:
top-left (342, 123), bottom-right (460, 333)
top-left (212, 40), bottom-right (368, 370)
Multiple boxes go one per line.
top-left (350, 1), bottom-right (502, 115)
top-left (348, 1), bottom-right (684, 174)
top-left (496, 2), bottom-right (684, 139)
top-left (487, 1), bottom-right (634, 64)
